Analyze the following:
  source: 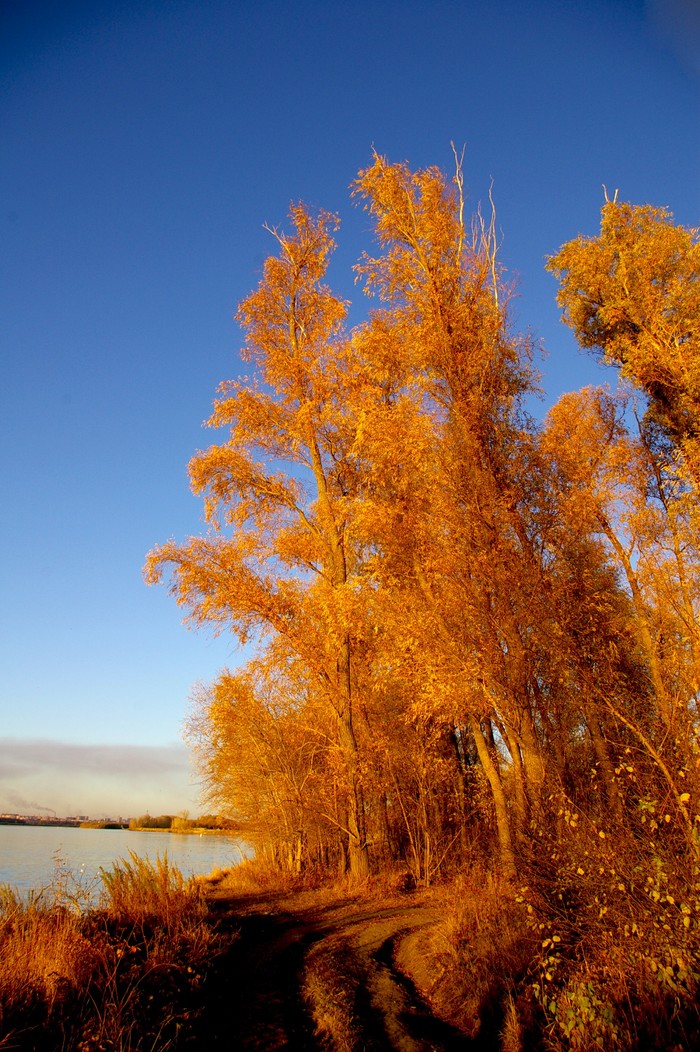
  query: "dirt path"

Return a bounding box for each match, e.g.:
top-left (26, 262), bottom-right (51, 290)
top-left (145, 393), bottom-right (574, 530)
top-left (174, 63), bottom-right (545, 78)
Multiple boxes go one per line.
top-left (186, 887), bottom-right (492, 1050)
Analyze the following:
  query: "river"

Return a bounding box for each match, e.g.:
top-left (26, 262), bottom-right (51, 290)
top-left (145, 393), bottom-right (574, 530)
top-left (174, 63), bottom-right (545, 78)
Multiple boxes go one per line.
top-left (0, 824), bottom-right (250, 898)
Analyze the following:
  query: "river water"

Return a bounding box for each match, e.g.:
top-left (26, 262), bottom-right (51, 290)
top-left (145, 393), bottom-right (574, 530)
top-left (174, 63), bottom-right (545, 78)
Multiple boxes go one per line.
top-left (0, 824), bottom-right (250, 897)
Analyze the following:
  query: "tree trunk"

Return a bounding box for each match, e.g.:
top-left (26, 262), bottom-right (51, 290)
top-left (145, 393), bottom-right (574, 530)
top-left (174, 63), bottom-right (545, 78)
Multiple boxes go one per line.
top-left (468, 714), bottom-right (517, 878)
top-left (587, 715), bottom-right (623, 822)
top-left (337, 639), bottom-right (370, 879)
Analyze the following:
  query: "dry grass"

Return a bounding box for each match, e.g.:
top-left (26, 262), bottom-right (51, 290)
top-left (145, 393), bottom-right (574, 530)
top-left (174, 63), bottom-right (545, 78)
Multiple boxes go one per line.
top-left (394, 866), bottom-right (536, 1042)
top-left (101, 851), bottom-right (203, 921)
top-left (216, 855), bottom-right (290, 891)
top-left (204, 855), bottom-right (322, 899)
top-left (302, 935), bottom-right (364, 1051)
top-left (0, 853), bottom-right (223, 1051)
top-left (100, 851), bottom-right (213, 960)
top-left (0, 885), bottom-right (104, 1047)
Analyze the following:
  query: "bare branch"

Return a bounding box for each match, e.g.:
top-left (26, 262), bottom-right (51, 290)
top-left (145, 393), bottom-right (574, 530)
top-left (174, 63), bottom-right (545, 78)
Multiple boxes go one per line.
top-left (450, 141), bottom-right (466, 268)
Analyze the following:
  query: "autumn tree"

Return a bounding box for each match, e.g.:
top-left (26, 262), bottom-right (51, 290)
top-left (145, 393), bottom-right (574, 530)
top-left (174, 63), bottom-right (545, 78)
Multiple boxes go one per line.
top-left (547, 201), bottom-right (700, 860)
top-left (348, 154), bottom-right (551, 877)
top-left (186, 661), bottom-right (343, 873)
top-left (148, 157), bottom-right (700, 910)
top-left (146, 207), bottom-right (373, 878)
top-left (540, 385), bottom-right (700, 857)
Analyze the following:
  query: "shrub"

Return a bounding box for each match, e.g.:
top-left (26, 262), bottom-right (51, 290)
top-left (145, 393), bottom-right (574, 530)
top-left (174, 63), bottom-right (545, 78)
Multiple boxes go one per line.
top-left (514, 803), bottom-right (700, 1050)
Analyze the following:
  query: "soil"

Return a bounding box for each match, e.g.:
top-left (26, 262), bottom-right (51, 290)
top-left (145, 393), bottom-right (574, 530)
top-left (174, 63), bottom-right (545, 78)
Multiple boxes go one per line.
top-left (184, 884), bottom-right (499, 1050)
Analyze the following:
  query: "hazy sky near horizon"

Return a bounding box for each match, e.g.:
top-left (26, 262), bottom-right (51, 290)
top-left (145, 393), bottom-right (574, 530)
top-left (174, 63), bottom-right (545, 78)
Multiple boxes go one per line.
top-left (1, 0), bottom-right (698, 817)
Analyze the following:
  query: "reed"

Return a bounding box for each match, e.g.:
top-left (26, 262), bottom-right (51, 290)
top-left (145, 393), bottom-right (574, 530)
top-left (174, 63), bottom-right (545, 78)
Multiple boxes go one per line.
top-left (0, 852), bottom-right (221, 1051)
top-left (100, 851), bottom-right (208, 941)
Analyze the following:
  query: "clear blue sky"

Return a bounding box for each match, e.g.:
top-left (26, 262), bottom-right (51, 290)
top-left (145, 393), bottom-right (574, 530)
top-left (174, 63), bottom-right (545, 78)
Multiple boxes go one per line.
top-left (1, 0), bottom-right (698, 817)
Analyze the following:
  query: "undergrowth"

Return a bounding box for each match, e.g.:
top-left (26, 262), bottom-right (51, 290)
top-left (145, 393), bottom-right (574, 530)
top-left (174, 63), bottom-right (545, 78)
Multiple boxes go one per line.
top-left (403, 835), bottom-right (700, 1051)
top-left (518, 814), bottom-right (700, 1051)
top-left (9, 843), bottom-right (696, 1050)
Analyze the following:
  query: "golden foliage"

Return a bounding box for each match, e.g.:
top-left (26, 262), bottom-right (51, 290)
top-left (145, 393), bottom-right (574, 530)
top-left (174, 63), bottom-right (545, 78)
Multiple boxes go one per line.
top-left (147, 158), bottom-right (700, 1046)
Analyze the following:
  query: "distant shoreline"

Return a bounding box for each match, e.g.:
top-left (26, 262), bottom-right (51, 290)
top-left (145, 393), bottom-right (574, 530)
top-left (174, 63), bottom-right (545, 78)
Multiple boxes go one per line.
top-left (0, 816), bottom-right (84, 828)
top-left (0, 817), bottom-right (236, 835)
top-left (123, 825), bottom-right (235, 835)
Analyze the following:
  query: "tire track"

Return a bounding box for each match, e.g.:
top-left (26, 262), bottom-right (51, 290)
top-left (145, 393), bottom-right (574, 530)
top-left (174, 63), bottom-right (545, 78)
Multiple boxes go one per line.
top-left (188, 891), bottom-right (483, 1050)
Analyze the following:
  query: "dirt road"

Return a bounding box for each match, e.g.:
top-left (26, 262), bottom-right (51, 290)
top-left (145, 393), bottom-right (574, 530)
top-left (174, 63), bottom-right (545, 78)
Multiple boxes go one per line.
top-left (186, 887), bottom-right (489, 1050)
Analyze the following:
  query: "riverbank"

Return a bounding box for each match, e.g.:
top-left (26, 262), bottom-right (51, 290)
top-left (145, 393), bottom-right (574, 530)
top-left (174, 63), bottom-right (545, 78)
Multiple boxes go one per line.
top-left (4, 857), bottom-right (700, 1050)
top-left (0, 860), bottom-right (474, 1051)
top-left (0, 856), bottom-right (492, 1050)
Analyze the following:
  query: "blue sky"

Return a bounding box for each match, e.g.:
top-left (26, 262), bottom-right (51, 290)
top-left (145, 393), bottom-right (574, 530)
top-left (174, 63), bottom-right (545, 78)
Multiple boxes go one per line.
top-left (1, 0), bottom-right (698, 817)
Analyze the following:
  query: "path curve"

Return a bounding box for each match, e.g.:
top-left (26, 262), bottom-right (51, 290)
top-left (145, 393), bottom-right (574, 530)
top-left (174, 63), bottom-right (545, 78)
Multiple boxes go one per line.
top-left (185, 887), bottom-right (492, 1050)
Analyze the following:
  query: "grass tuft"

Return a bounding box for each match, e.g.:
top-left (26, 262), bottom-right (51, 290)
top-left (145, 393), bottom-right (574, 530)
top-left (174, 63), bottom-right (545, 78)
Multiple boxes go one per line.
top-left (100, 851), bottom-right (208, 942)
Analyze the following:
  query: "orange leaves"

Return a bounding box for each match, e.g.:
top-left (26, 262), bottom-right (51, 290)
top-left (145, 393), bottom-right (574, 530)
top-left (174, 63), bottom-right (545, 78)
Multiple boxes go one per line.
top-left (186, 663), bottom-right (338, 847)
top-left (353, 153), bottom-right (536, 459)
top-left (541, 387), bottom-right (628, 494)
top-left (189, 444), bottom-right (305, 530)
top-left (548, 202), bottom-right (699, 360)
top-left (353, 153), bottom-right (462, 285)
top-left (147, 156), bottom-right (700, 886)
top-left (547, 202), bottom-right (700, 477)
top-left (236, 207), bottom-right (348, 392)
top-left (144, 533), bottom-right (306, 645)
top-left (208, 383), bottom-right (299, 460)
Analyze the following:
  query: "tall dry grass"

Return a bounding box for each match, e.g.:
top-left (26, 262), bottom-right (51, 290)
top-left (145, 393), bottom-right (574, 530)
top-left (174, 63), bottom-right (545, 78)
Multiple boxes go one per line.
top-left (204, 854), bottom-right (333, 899)
top-left (0, 884), bottom-right (104, 1048)
top-left (0, 852), bottom-right (222, 1051)
top-left (100, 851), bottom-right (212, 957)
top-left (302, 935), bottom-right (364, 1052)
